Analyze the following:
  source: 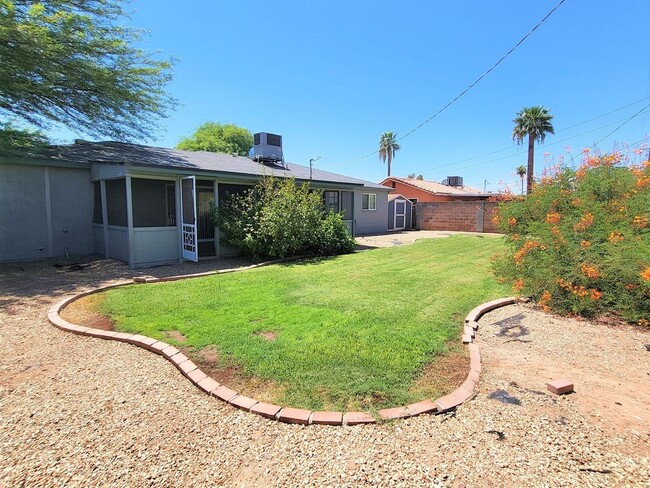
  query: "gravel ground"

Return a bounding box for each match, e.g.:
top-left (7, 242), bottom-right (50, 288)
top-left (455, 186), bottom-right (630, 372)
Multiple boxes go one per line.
top-left (355, 230), bottom-right (501, 249)
top-left (1, 251), bottom-right (649, 487)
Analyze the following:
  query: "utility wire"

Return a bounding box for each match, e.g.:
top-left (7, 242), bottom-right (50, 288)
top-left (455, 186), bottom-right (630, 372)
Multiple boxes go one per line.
top-left (423, 108), bottom-right (650, 177)
top-left (411, 96), bottom-right (650, 173)
top-left (588, 101), bottom-right (650, 149)
top-left (338, 0), bottom-right (566, 166)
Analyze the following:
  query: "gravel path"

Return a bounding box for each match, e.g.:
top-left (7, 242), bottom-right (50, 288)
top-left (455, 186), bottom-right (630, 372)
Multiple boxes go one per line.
top-left (1, 255), bottom-right (649, 487)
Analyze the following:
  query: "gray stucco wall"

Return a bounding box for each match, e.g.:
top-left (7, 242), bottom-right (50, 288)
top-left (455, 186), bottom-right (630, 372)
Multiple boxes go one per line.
top-left (0, 163), bottom-right (93, 261)
top-left (49, 167), bottom-right (93, 256)
top-left (354, 190), bottom-right (389, 235)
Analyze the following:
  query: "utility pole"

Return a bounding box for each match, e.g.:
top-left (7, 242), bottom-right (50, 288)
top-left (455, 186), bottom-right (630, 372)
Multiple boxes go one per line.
top-left (309, 156), bottom-right (321, 180)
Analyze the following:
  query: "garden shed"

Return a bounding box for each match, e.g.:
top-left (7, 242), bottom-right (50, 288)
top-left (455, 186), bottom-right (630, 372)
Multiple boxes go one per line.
top-left (387, 194), bottom-right (413, 231)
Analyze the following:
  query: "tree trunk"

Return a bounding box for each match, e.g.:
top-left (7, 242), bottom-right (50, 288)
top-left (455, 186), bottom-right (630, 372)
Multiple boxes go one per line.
top-left (526, 135), bottom-right (534, 194)
top-left (387, 157), bottom-right (391, 177)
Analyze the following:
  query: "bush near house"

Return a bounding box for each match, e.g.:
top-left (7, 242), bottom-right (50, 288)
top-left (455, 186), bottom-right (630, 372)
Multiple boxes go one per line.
top-left (212, 177), bottom-right (356, 259)
top-left (492, 151), bottom-right (650, 325)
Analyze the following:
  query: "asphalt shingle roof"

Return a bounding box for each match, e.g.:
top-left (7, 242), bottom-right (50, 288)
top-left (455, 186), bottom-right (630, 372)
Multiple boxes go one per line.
top-left (45, 141), bottom-right (389, 190)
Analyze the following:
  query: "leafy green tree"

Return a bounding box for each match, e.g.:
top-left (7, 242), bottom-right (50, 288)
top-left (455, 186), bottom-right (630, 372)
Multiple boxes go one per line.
top-left (0, 122), bottom-right (49, 156)
top-left (212, 177), bottom-right (355, 259)
top-left (512, 106), bottom-right (554, 194)
top-left (378, 131), bottom-right (400, 177)
top-left (177, 122), bottom-right (253, 155)
top-left (516, 165), bottom-right (527, 195)
top-left (0, 0), bottom-right (175, 141)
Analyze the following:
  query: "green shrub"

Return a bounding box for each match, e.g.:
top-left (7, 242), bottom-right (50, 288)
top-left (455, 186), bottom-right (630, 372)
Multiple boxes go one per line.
top-left (212, 177), bottom-right (355, 259)
top-left (492, 150), bottom-right (650, 325)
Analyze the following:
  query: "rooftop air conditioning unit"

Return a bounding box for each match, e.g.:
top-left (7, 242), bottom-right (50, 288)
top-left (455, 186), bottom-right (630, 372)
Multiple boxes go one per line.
top-left (249, 132), bottom-right (284, 164)
top-left (445, 176), bottom-right (464, 187)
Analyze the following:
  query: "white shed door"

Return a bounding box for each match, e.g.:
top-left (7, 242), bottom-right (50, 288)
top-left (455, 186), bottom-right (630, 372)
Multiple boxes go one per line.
top-left (180, 176), bottom-right (198, 262)
top-left (394, 200), bottom-right (406, 230)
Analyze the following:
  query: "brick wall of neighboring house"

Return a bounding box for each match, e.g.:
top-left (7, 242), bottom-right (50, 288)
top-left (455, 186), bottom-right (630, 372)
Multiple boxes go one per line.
top-left (416, 201), bottom-right (499, 233)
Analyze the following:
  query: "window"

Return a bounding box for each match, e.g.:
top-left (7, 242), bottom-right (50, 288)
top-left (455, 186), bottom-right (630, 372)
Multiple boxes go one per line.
top-left (362, 193), bottom-right (376, 210)
top-left (324, 191), bottom-right (339, 213)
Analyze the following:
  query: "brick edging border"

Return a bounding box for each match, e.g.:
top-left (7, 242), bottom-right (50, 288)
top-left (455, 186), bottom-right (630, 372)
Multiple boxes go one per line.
top-left (46, 263), bottom-right (519, 426)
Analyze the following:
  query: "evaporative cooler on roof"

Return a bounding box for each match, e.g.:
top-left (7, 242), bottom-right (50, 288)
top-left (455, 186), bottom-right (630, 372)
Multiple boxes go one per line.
top-left (249, 132), bottom-right (284, 164)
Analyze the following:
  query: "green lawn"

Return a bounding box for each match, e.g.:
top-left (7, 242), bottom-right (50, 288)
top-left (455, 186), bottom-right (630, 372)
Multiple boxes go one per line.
top-left (99, 235), bottom-right (507, 411)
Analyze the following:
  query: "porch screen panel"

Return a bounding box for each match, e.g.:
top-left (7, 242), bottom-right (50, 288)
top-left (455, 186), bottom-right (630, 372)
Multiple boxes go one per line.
top-left (324, 191), bottom-right (339, 213)
top-left (182, 178), bottom-right (195, 224)
top-left (105, 179), bottom-right (127, 226)
top-left (131, 178), bottom-right (175, 227)
top-left (93, 181), bottom-right (103, 224)
top-left (340, 191), bottom-right (353, 220)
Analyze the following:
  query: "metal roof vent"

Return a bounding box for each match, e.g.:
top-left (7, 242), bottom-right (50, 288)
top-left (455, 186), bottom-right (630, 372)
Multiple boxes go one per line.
top-left (443, 176), bottom-right (464, 187)
top-left (249, 132), bottom-right (284, 165)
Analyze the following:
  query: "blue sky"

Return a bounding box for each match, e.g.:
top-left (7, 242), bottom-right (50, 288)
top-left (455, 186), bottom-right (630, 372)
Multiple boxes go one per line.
top-left (51, 0), bottom-right (650, 192)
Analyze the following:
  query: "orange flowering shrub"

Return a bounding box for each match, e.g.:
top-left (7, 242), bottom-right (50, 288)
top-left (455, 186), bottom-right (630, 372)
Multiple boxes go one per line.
top-left (493, 150), bottom-right (650, 323)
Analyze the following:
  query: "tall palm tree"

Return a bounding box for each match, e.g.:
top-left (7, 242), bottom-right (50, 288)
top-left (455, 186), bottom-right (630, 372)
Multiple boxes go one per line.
top-left (378, 131), bottom-right (400, 177)
top-left (512, 106), bottom-right (554, 193)
top-left (516, 165), bottom-right (527, 195)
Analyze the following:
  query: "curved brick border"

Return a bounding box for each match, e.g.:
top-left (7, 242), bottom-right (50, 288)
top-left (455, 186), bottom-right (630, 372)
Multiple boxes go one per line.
top-left (46, 262), bottom-right (520, 426)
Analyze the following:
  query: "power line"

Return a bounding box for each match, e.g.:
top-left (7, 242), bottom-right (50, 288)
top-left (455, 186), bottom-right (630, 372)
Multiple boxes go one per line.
top-left (588, 101), bottom-right (650, 149)
top-left (414, 96), bottom-right (650, 173)
top-left (423, 108), bottom-right (650, 177)
top-left (337, 0), bottom-right (566, 166)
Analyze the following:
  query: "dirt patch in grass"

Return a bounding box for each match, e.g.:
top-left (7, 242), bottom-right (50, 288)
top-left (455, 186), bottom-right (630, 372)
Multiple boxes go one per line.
top-left (254, 331), bottom-right (277, 341)
top-left (411, 345), bottom-right (471, 399)
top-left (191, 345), bottom-right (285, 404)
top-left (60, 294), bottom-right (114, 331)
top-left (163, 330), bottom-right (187, 343)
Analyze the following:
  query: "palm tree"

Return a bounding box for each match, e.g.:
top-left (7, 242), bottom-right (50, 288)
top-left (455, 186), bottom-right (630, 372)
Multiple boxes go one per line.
top-left (516, 165), bottom-right (526, 195)
top-left (512, 106), bottom-right (554, 193)
top-left (378, 131), bottom-right (400, 177)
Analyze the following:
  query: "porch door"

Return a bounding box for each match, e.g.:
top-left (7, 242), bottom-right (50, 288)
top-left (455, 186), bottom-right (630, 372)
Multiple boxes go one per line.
top-left (394, 200), bottom-right (406, 230)
top-left (341, 191), bottom-right (354, 236)
top-left (180, 176), bottom-right (198, 262)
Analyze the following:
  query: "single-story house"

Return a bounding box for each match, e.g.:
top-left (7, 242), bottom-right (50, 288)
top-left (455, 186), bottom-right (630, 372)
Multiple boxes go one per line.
top-left (379, 176), bottom-right (489, 203)
top-left (387, 194), bottom-right (413, 231)
top-left (0, 140), bottom-right (391, 267)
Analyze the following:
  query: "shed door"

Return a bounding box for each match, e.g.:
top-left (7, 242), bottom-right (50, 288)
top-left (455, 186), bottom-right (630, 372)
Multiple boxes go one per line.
top-left (180, 176), bottom-right (198, 262)
top-left (394, 200), bottom-right (406, 230)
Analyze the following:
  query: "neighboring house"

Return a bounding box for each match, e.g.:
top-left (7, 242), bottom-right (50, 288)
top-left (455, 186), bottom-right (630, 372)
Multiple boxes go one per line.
top-left (387, 194), bottom-right (413, 231)
top-left (0, 140), bottom-right (391, 267)
top-left (379, 176), bottom-right (499, 233)
top-left (379, 176), bottom-right (490, 203)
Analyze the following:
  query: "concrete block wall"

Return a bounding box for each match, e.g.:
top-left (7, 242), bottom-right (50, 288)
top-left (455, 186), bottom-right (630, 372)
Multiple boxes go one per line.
top-left (416, 201), bottom-right (499, 233)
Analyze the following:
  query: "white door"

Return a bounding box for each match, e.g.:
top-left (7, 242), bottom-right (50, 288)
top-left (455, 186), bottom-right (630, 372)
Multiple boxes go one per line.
top-left (180, 176), bottom-right (198, 262)
top-left (394, 200), bottom-right (406, 230)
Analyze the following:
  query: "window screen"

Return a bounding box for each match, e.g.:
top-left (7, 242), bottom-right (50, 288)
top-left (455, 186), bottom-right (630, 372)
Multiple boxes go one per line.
top-left (132, 178), bottom-right (176, 227)
top-left (324, 191), bottom-right (339, 213)
top-left (105, 179), bottom-right (127, 226)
